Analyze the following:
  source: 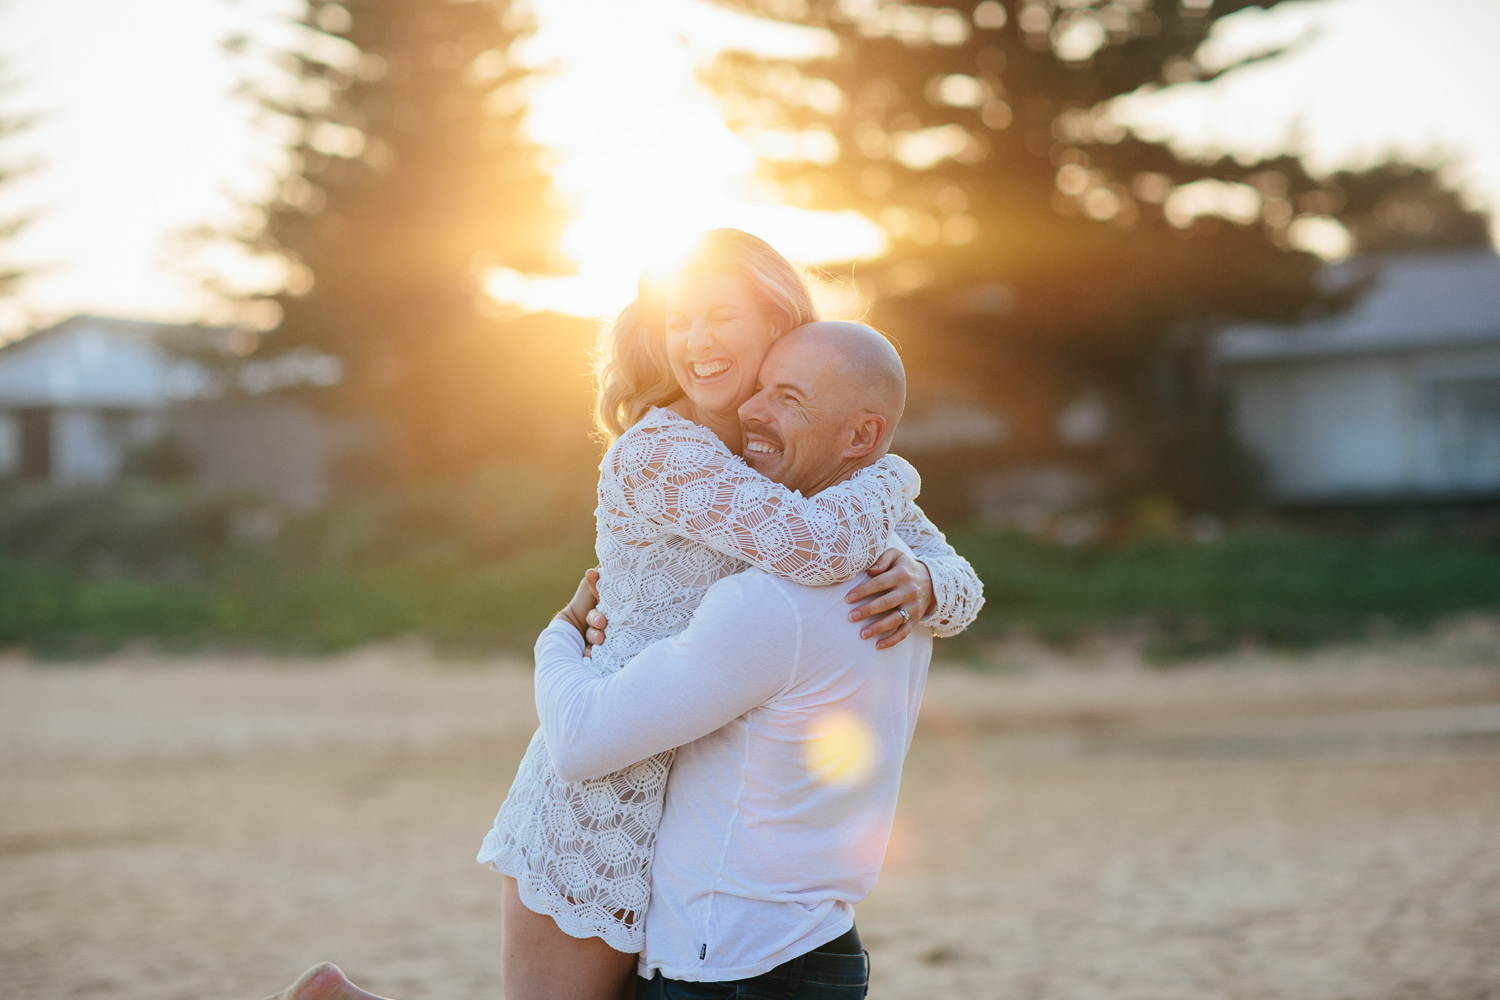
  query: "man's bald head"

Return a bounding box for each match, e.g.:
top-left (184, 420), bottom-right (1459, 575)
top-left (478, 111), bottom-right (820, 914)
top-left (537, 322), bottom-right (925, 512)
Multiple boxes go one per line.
top-left (737, 320), bottom-right (909, 495)
top-left (776, 321), bottom-right (906, 450)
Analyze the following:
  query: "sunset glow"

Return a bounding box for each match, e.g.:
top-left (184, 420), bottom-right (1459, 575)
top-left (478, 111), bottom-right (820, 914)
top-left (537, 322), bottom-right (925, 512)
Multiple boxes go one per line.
top-left (0, 0), bottom-right (1496, 336)
top-left (482, 0), bottom-right (886, 317)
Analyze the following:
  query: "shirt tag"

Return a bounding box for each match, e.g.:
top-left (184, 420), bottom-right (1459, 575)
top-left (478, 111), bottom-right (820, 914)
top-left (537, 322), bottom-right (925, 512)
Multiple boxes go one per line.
top-left (699, 943), bottom-right (707, 960)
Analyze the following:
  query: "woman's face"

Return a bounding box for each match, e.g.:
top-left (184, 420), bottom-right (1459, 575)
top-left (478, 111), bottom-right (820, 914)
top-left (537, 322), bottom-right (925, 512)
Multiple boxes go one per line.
top-left (664, 270), bottom-right (779, 418)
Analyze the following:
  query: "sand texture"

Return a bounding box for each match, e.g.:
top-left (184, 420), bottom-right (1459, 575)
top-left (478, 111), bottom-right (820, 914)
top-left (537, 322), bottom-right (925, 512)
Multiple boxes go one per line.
top-left (3, 623), bottom-right (1500, 1000)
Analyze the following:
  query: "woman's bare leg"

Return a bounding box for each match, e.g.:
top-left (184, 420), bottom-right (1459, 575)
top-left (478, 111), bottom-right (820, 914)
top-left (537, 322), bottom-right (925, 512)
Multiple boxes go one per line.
top-left (502, 876), bottom-right (638, 1000)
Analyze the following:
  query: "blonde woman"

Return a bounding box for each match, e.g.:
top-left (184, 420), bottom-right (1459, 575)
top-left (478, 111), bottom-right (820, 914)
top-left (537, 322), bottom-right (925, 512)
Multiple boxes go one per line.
top-left (265, 231), bottom-right (983, 1000)
top-left (477, 229), bottom-right (983, 1000)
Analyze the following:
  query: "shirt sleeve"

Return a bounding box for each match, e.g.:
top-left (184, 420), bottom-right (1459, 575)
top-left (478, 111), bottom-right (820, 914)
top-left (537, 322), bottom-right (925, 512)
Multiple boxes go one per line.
top-left (893, 498), bottom-right (986, 638)
top-left (534, 574), bottom-right (801, 783)
top-left (604, 417), bottom-right (921, 586)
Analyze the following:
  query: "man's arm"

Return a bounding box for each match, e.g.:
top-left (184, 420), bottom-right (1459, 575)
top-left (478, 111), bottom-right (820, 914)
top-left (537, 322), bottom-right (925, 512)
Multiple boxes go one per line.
top-left (535, 573), bottom-right (800, 783)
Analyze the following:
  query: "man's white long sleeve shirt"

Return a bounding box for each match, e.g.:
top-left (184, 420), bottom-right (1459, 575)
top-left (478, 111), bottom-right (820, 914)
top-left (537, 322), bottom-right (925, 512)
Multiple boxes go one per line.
top-left (532, 548), bottom-right (933, 982)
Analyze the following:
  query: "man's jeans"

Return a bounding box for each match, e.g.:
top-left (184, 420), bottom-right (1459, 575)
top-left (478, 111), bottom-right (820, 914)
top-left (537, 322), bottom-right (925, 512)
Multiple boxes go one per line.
top-left (636, 937), bottom-right (869, 999)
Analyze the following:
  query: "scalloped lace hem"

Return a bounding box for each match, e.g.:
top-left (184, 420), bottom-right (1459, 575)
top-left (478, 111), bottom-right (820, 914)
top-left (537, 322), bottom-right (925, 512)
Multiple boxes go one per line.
top-left (478, 844), bottom-right (645, 954)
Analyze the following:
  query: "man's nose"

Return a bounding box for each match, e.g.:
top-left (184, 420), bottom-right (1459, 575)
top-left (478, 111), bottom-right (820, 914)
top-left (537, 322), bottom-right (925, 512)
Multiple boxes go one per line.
top-left (738, 389), bottom-right (768, 423)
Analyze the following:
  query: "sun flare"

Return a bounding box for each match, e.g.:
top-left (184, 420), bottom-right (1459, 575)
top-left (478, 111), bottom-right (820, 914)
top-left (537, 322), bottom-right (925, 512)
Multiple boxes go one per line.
top-left (482, 0), bottom-right (885, 318)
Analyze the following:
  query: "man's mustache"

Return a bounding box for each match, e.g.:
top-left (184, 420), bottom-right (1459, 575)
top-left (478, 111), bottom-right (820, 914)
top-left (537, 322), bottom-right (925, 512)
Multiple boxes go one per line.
top-left (741, 420), bottom-right (784, 450)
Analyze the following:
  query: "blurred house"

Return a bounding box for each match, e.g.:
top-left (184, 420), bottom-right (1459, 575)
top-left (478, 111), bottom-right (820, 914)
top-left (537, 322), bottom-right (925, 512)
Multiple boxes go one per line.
top-left (0, 315), bottom-right (353, 508)
top-left (893, 377), bottom-right (1123, 536)
top-left (1215, 249), bottom-right (1500, 504)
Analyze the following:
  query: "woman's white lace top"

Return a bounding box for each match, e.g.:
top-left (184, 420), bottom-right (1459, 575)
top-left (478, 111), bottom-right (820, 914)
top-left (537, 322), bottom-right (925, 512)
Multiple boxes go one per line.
top-left (477, 407), bottom-right (983, 951)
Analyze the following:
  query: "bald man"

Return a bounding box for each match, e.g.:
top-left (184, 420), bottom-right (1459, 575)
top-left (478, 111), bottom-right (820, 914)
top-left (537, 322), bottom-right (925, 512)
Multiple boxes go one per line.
top-left (533, 321), bottom-right (952, 998)
top-left (262, 324), bottom-right (980, 1000)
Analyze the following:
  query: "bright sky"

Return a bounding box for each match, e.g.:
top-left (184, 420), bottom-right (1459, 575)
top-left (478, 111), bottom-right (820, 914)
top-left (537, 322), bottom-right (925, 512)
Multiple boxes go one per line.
top-left (0, 0), bottom-right (1495, 341)
top-left (1115, 0), bottom-right (1500, 221)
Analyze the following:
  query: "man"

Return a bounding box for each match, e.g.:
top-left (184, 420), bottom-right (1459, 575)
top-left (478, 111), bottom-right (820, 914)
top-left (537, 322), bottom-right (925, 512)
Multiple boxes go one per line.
top-left (538, 321), bottom-right (966, 997)
top-left (265, 322), bottom-right (977, 1000)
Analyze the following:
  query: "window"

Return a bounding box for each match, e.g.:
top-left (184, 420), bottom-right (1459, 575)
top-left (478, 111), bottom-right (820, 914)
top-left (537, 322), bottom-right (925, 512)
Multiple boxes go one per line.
top-left (1432, 378), bottom-right (1500, 490)
top-left (0, 412), bottom-right (19, 477)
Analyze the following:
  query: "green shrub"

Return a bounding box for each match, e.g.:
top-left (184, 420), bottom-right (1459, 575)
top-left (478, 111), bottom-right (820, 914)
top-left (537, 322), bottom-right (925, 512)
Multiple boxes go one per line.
top-left (0, 469), bottom-right (599, 655)
top-left (6, 480), bottom-right (1500, 661)
top-left (955, 528), bottom-right (1500, 658)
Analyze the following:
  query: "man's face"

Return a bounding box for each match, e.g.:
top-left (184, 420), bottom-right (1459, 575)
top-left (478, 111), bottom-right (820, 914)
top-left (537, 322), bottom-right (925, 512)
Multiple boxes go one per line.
top-left (737, 337), bottom-right (851, 494)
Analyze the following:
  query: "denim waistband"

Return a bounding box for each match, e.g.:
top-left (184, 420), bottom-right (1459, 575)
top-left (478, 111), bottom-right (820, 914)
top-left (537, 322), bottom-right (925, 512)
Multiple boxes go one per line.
top-left (745, 925), bottom-right (869, 992)
top-left (813, 924), bottom-right (863, 955)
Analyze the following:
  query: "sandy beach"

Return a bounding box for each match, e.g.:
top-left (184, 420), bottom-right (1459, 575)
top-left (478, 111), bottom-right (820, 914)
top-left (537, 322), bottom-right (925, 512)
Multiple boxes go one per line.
top-left (3, 623), bottom-right (1499, 1000)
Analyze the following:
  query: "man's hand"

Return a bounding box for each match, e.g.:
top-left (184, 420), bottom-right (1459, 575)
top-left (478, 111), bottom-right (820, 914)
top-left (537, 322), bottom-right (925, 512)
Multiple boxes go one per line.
top-left (555, 569), bottom-right (601, 642)
top-left (584, 608), bottom-right (607, 647)
top-left (844, 548), bottom-right (935, 650)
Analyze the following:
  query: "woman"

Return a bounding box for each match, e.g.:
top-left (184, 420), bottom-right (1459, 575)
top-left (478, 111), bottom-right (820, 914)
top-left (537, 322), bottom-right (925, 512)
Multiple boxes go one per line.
top-left (266, 231), bottom-right (982, 1000)
top-left (481, 229), bottom-right (983, 1000)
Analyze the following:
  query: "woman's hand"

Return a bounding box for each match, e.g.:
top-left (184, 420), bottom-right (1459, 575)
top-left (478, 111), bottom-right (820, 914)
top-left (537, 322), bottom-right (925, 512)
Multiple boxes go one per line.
top-left (555, 569), bottom-right (602, 644)
top-left (844, 548), bottom-right (935, 650)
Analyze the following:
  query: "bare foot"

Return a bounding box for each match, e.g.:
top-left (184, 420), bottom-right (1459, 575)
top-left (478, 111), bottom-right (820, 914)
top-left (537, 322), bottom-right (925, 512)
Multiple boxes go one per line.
top-left (263, 962), bottom-right (393, 1000)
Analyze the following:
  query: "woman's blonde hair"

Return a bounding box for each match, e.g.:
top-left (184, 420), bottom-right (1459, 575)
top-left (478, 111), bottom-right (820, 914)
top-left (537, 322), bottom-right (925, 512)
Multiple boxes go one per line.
top-left (593, 229), bottom-right (819, 442)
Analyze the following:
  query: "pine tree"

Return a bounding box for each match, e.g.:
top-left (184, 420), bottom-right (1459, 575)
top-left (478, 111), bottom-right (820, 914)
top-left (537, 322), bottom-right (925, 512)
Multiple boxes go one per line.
top-left (0, 64), bottom-right (35, 305)
top-left (709, 0), bottom-right (1489, 514)
top-left (235, 0), bottom-right (582, 481)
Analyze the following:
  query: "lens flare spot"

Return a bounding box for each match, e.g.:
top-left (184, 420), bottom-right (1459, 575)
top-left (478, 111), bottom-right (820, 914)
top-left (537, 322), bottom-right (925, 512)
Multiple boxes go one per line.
top-left (806, 713), bottom-right (877, 787)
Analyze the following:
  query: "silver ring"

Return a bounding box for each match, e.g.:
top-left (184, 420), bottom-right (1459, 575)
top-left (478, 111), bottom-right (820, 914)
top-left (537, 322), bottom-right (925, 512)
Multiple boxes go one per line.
top-left (898, 607), bottom-right (910, 623)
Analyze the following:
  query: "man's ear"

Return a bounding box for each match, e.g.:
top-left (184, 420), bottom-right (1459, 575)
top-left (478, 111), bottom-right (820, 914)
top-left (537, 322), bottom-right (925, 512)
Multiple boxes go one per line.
top-left (843, 412), bottom-right (887, 460)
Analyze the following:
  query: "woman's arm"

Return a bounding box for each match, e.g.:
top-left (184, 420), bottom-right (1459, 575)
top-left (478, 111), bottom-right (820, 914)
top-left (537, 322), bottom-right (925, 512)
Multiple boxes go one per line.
top-left (605, 419), bottom-right (920, 586)
top-left (891, 500), bottom-right (985, 637)
top-left (843, 500), bottom-right (985, 645)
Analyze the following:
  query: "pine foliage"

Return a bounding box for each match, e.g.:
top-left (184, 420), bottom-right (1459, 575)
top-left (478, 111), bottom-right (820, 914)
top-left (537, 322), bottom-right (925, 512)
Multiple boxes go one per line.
top-left (236, 0), bottom-right (581, 480)
top-left (709, 0), bottom-right (1490, 511)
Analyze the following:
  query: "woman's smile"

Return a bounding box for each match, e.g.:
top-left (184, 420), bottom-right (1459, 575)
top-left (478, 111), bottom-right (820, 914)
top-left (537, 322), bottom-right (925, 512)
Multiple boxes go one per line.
top-left (663, 270), bottom-right (784, 448)
top-left (689, 359), bottom-right (733, 382)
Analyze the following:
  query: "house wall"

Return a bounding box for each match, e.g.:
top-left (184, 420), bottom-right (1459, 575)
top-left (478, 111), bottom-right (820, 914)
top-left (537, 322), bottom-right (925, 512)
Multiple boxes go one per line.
top-left (43, 408), bottom-right (163, 484)
top-left (171, 398), bottom-right (361, 510)
top-left (1228, 346), bottom-right (1500, 501)
top-left (0, 323), bottom-right (208, 409)
top-left (50, 409), bottom-right (118, 483)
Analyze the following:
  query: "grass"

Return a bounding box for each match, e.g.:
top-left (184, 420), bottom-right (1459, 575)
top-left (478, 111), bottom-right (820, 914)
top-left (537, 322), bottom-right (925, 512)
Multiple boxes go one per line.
top-left (953, 528), bottom-right (1500, 659)
top-left (4, 479), bottom-right (1499, 660)
top-left (0, 476), bottom-right (600, 657)
top-left (0, 535), bottom-right (598, 657)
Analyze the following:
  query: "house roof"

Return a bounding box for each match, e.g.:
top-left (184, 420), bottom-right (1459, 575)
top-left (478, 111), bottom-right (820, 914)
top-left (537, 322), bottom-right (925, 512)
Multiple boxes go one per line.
top-left (0, 315), bottom-right (220, 408)
top-left (1214, 248), bottom-right (1500, 364)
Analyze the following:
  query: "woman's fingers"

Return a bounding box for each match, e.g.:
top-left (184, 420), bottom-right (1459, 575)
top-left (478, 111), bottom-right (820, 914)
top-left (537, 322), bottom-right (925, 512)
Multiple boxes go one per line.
top-left (585, 627), bottom-right (606, 646)
top-left (845, 549), bottom-right (902, 604)
top-left (850, 585), bottom-right (914, 623)
top-left (845, 569), bottom-right (911, 610)
top-left (875, 619), bottom-right (914, 650)
top-left (860, 608), bottom-right (909, 643)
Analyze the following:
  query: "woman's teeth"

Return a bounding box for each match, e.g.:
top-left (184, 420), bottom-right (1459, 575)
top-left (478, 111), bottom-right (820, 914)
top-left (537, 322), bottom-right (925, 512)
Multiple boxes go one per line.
top-left (692, 360), bottom-right (731, 378)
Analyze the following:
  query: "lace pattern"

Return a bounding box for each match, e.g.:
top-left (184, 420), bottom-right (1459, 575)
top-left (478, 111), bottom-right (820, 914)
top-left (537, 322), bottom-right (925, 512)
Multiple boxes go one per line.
top-left (895, 501), bottom-right (986, 637)
top-left (478, 407), bottom-right (981, 951)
